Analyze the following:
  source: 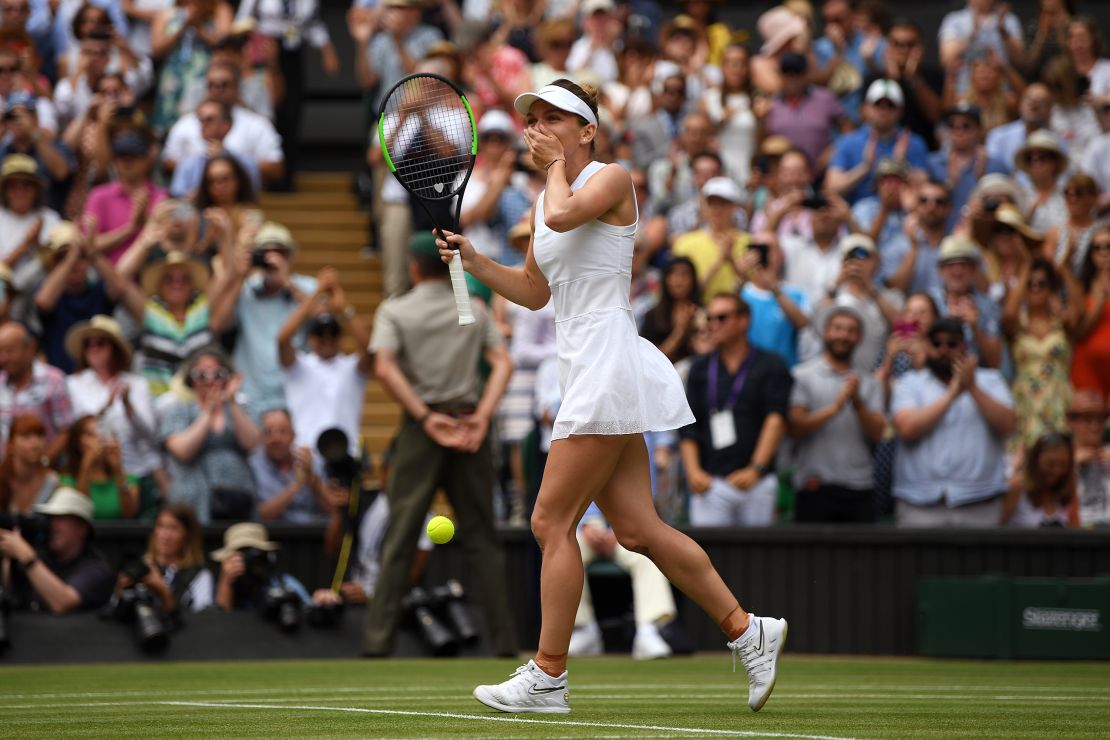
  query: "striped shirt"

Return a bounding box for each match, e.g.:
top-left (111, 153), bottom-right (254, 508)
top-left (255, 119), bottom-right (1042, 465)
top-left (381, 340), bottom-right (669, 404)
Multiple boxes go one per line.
top-left (140, 295), bottom-right (212, 396)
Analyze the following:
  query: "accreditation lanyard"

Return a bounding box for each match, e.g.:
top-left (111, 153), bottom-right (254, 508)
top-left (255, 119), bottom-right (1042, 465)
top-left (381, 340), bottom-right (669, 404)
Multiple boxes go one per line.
top-left (707, 350), bottom-right (755, 450)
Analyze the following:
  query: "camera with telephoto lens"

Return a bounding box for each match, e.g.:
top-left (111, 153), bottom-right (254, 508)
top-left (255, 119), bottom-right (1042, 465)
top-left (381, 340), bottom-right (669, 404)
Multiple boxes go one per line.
top-left (316, 428), bottom-right (360, 489)
top-left (431, 579), bottom-right (480, 645)
top-left (238, 547), bottom-right (303, 632)
top-left (401, 587), bottom-right (458, 656)
top-left (0, 511), bottom-right (49, 550)
top-left (102, 555), bottom-right (170, 653)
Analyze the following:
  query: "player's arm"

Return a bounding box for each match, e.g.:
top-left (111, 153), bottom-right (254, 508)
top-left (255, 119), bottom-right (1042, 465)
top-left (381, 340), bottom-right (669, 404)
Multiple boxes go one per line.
top-left (540, 161), bottom-right (632, 233)
top-left (440, 203), bottom-right (551, 311)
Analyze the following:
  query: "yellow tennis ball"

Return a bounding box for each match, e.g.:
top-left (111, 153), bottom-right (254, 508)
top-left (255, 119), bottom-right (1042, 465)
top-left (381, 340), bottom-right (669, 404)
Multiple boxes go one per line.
top-left (427, 515), bottom-right (455, 545)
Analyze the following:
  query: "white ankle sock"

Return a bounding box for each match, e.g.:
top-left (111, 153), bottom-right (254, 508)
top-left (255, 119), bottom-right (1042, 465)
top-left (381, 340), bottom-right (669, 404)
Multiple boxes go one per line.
top-left (737, 615), bottom-right (759, 642)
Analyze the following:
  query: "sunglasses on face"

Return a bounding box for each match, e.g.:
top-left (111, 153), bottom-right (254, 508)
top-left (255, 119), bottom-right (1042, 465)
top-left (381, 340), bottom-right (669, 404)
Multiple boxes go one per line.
top-left (706, 311), bottom-right (737, 324)
top-left (1067, 411), bottom-right (1108, 423)
top-left (1091, 240), bottom-right (1110, 252)
top-left (189, 368), bottom-right (229, 383)
top-left (845, 248), bottom-right (872, 261)
top-left (919, 195), bottom-right (949, 206)
top-left (1027, 152), bottom-right (1058, 163)
top-left (930, 338), bottom-right (961, 349)
top-left (0, 65), bottom-right (17, 74)
top-left (890, 38), bottom-right (916, 49)
top-left (85, 336), bottom-right (112, 349)
top-left (311, 328), bottom-right (341, 339)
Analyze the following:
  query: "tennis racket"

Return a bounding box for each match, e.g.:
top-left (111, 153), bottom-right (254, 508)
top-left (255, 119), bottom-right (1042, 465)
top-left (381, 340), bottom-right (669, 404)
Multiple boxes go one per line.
top-left (378, 73), bottom-right (478, 326)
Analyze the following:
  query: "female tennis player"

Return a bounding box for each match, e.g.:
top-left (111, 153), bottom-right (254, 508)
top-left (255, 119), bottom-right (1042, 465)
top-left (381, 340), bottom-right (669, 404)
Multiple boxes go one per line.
top-left (436, 79), bottom-right (787, 714)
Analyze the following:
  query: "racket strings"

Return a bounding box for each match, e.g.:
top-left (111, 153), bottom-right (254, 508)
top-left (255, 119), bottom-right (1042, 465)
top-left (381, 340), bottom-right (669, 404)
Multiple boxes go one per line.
top-left (382, 77), bottom-right (473, 200)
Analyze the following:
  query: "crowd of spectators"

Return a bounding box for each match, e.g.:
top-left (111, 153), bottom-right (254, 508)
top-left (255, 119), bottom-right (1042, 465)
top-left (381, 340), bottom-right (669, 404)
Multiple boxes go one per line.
top-left (1, 0), bottom-right (1110, 626)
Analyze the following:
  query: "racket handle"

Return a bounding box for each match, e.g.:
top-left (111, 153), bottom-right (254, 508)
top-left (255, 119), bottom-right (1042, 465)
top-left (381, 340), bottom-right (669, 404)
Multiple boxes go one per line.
top-left (448, 253), bottom-right (476, 326)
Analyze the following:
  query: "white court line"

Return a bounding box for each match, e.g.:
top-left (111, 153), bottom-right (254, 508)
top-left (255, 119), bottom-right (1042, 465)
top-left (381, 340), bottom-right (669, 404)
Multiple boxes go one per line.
top-left (163, 700), bottom-right (861, 740)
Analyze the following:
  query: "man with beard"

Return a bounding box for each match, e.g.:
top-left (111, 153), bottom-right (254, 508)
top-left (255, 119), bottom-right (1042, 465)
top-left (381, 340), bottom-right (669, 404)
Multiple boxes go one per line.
top-left (788, 307), bottom-right (885, 523)
top-left (890, 317), bottom-right (1016, 527)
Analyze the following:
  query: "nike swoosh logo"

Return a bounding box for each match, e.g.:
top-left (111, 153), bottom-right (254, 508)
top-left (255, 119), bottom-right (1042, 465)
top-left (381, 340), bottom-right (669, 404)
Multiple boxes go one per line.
top-left (528, 684), bottom-right (566, 695)
top-left (755, 622), bottom-right (765, 654)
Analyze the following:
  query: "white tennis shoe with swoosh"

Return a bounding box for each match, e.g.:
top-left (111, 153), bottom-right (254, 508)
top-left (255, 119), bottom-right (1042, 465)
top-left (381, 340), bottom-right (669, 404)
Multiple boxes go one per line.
top-left (473, 660), bottom-right (571, 714)
top-left (728, 615), bottom-right (788, 711)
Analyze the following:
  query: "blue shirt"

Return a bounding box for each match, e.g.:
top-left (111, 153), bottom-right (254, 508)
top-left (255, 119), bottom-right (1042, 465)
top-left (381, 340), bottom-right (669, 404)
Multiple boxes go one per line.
top-left (741, 283), bottom-right (808, 367)
top-left (927, 150), bottom-right (1009, 230)
top-left (248, 450), bottom-right (325, 524)
top-left (851, 196), bottom-right (908, 286)
top-left (233, 273), bottom-right (317, 419)
top-left (813, 32), bottom-right (887, 125)
top-left (891, 367), bottom-right (1012, 507)
top-left (830, 126), bottom-right (929, 204)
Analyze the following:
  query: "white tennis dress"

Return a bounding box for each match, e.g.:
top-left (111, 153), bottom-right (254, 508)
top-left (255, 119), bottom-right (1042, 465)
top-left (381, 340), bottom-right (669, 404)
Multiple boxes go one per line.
top-left (534, 161), bottom-right (695, 440)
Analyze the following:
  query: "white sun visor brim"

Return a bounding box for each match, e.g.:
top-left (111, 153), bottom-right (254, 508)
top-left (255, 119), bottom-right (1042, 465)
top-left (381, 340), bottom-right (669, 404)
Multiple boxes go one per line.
top-left (514, 85), bottom-right (598, 127)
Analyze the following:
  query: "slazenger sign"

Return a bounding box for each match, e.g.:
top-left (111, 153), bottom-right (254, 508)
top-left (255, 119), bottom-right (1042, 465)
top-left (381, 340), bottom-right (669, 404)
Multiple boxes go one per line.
top-left (1022, 607), bottom-right (1103, 632)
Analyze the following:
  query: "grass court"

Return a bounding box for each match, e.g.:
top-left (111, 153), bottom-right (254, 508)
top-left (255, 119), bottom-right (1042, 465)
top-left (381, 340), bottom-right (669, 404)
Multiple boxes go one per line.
top-left (1, 654), bottom-right (1107, 738)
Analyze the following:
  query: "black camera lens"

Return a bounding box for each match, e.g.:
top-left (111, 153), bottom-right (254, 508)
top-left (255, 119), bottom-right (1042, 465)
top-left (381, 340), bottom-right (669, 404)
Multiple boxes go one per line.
top-left (402, 588), bottom-right (458, 656)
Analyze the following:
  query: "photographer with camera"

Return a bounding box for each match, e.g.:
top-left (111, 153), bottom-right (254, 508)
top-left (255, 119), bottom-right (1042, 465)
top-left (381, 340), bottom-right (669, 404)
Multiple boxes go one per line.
top-left (0, 487), bottom-right (114, 613)
top-left (115, 503), bottom-right (213, 614)
top-left (212, 522), bottom-right (312, 631)
top-left (276, 266), bottom-right (371, 455)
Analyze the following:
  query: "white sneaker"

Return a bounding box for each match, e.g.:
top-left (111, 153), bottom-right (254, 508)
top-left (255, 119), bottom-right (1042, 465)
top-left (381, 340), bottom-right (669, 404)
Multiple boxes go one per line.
top-left (631, 622), bottom-right (672, 660)
top-left (728, 615), bottom-right (787, 712)
top-left (567, 622), bottom-right (603, 657)
top-left (473, 660), bottom-right (571, 714)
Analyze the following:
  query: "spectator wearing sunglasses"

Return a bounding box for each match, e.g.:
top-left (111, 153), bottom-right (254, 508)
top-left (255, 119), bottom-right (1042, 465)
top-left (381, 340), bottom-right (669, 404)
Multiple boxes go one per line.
top-left (276, 267), bottom-right (371, 455)
top-left (159, 345), bottom-right (260, 524)
top-left (891, 316), bottom-right (1016, 527)
top-left (929, 236), bottom-right (1003, 369)
top-left (1065, 389), bottom-right (1110, 527)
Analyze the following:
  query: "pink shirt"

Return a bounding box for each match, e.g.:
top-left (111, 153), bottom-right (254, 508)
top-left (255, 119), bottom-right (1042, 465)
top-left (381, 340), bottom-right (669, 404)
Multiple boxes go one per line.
top-left (82, 181), bottom-right (168, 264)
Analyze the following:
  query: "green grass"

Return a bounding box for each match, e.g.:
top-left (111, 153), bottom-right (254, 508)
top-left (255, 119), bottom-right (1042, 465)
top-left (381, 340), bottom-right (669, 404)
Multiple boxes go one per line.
top-left (1, 655), bottom-right (1107, 738)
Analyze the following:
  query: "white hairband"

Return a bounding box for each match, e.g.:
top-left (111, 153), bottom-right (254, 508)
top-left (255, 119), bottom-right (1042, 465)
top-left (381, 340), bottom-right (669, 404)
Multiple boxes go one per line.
top-left (513, 84), bottom-right (598, 127)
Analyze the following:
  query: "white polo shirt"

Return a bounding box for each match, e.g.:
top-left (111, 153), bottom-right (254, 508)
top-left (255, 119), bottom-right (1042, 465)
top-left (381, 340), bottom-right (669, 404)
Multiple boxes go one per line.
top-left (163, 104), bottom-right (284, 168)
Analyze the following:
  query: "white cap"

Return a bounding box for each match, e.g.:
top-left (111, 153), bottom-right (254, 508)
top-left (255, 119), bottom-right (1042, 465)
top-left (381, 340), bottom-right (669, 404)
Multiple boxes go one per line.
top-left (514, 84), bottom-right (598, 127)
top-left (839, 233), bottom-right (877, 259)
top-left (580, 0), bottom-right (615, 14)
top-left (478, 108), bottom-right (515, 135)
top-left (865, 79), bottom-right (904, 107)
top-left (35, 487), bottom-right (94, 525)
top-left (702, 176), bottom-right (743, 204)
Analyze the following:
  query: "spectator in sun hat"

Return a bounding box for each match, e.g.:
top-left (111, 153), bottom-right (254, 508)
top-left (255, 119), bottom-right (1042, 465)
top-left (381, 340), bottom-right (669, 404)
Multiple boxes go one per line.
top-left (929, 235), bottom-right (1003, 369)
top-left (65, 314), bottom-right (162, 502)
top-left (33, 218), bottom-right (134, 373)
top-left (1014, 130), bottom-right (1069, 234)
top-left (159, 344), bottom-right (260, 524)
top-left (208, 220), bottom-right (316, 421)
top-left (827, 79), bottom-right (929, 205)
top-left (0, 486), bottom-right (115, 612)
top-left (82, 125), bottom-right (167, 264)
top-left (114, 250), bottom-right (213, 397)
top-left (750, 5), bottom-right (809, 95)
top-left (0, 153), bottom-right (60, 269)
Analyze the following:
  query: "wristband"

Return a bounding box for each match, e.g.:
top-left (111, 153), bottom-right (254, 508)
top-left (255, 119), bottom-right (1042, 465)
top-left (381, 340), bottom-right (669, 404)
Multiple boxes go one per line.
top-left (544, 159), bottom-right (565, 171)
top-left (22, 555), bottom-right (39, 571)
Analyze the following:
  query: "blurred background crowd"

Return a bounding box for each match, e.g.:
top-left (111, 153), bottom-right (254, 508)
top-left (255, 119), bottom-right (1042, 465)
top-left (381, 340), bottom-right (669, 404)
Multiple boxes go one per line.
top-left (0, 0), bottom-right (1109, 625)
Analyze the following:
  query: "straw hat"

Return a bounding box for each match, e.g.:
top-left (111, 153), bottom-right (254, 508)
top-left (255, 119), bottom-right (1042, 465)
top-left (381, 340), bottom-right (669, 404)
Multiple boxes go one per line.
top-left (937, 236), bottom-right (981, 265)
top-left (37, 221), bottom-right (80, 267)
top-left (251, 221), bottom-right (297, 254)
top-left (64, 314), bottom-right (134, 367)
top-left (1014, 130), bottom-right (1066, 174)
top-left (140, 251), bottom-right (210, 298)
top-left (210, 523), bottom-right (278, 561)
top-left (971, 203), bottom-right (1044, 250)
top-left (757, 6), bottom-right (806, 55)
top-left (0, 153), bottom-right (44, 189)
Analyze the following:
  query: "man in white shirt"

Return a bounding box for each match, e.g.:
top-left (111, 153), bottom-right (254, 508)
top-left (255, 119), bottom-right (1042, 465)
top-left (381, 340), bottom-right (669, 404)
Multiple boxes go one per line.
top-left (277, 267), bottom-right (372, 453)
top-left (161, 62), bottom-right (284, 186)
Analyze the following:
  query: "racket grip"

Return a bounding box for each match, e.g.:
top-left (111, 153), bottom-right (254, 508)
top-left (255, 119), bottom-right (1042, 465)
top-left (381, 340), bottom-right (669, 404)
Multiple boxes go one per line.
top-left (448, 253), bottom-right (476, 326)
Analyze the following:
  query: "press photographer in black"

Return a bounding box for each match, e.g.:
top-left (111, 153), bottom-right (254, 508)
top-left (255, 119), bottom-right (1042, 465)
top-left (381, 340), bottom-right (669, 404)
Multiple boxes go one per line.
top-left (0, 488), bottom-right (114, 614)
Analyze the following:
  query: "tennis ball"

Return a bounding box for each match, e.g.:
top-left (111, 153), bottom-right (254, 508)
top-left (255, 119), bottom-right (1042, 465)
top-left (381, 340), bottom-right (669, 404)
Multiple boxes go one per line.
top-left (427, 515), bottom-right (455, 545)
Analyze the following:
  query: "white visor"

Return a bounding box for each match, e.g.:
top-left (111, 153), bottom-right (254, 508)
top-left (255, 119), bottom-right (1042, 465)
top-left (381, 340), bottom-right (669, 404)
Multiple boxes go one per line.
top-left (514, 84), bottom-right (598, 127)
